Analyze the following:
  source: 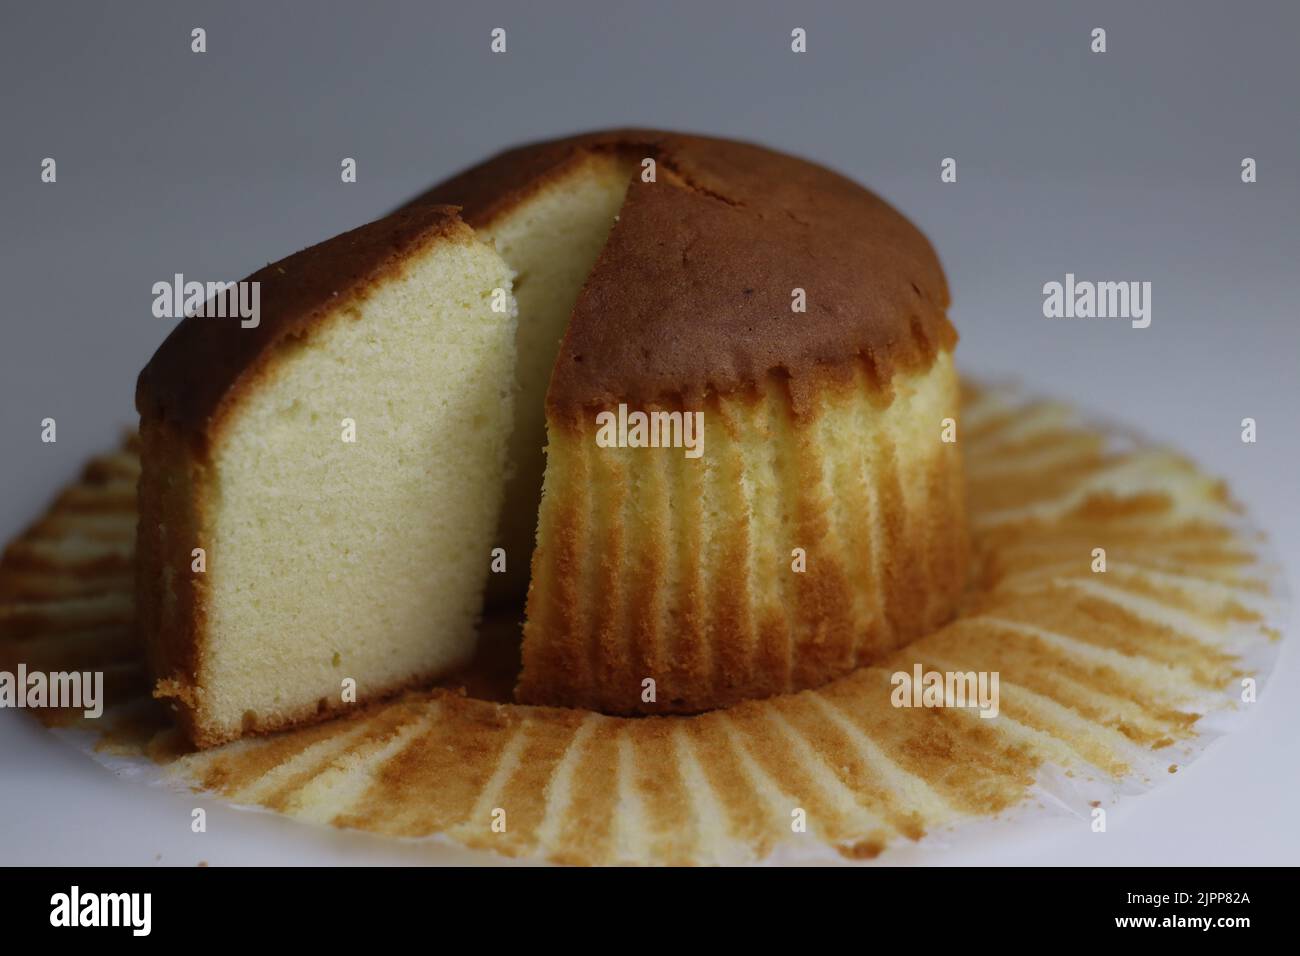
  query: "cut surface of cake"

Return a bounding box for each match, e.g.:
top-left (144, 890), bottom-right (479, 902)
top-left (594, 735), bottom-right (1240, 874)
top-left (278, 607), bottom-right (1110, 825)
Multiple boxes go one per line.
top-left (136, 205), bottom-right (518, 747)
top-left (415, 148), bottom-right (637, 603)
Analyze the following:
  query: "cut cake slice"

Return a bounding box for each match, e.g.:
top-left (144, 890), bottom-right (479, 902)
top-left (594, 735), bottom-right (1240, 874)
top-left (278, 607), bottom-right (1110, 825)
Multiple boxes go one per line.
top-left (135, 205), bottom-right (517, 747)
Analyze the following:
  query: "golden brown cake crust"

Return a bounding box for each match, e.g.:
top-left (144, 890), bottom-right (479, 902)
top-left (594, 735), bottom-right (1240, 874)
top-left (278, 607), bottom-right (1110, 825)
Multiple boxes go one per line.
top-left (408, 129), bottom-right (955, 417)
top-left (135, 203), bottom-right (470, 449)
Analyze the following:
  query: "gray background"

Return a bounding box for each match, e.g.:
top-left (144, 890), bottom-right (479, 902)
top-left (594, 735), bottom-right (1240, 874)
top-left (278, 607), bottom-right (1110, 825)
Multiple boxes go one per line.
top-left (1, 1), bottom-right (1297, 865)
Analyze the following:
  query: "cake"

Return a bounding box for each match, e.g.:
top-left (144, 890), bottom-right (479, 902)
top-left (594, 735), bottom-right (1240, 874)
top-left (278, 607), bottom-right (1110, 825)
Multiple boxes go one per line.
top-left (135, 205), bottom-right (518, 747)
top-left (138, 129), bottom-right (967, 746)
top-left (411, 131), bottom-right (967, 713)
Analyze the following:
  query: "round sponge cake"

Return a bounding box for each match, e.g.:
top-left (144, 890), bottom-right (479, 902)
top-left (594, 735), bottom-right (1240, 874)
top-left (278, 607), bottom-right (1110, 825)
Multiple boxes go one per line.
top-left (138, 129), bottom-right (968, 747)
top-left (415, 130), bottom-right (967, 714)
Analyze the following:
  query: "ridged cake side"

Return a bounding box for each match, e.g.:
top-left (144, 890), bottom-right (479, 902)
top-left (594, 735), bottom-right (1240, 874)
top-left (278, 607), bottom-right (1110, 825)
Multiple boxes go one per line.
top-left (518, 349), bottom-right (967, 714)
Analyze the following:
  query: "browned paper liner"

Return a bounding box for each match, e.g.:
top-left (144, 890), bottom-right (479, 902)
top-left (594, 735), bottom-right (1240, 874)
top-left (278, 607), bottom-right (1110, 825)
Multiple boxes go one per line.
top-left (0, 383), bottom-right (1284, 865)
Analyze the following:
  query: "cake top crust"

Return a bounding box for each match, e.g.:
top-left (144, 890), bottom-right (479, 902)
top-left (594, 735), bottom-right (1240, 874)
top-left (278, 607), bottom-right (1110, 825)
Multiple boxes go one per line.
top-left (140, 130), bottom-right (955, 440)
top-left (136, 204), bottom-right (468, 444)
top-left (410, 129), bottom-right (955, 417)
